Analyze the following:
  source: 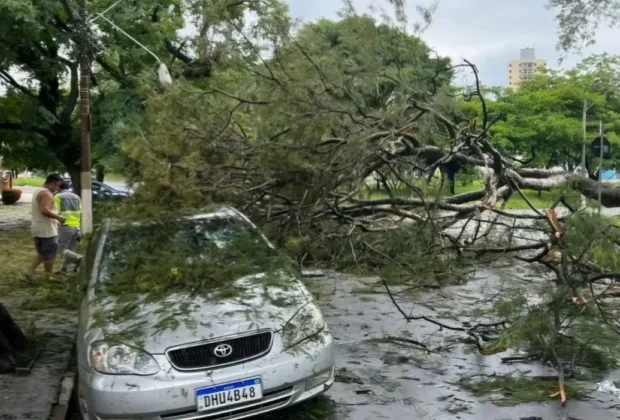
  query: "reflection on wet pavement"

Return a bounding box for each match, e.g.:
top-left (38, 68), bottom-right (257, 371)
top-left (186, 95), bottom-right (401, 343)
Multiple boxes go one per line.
top-left (270, 267), bottom-right (620, 420)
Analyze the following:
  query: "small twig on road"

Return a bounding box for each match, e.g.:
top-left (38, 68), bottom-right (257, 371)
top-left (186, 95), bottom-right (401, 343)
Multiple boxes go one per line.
top-left (386, 336), bottom-right (433, 351)
top-left (379, 273), bottom-right (506, 333)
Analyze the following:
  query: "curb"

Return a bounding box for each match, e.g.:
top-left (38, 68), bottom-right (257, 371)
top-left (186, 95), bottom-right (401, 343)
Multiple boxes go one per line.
top-left (50, 372), bottom-right (75, 420)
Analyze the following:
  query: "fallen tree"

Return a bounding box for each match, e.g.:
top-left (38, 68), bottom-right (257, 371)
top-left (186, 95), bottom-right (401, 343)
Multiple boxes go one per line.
top-left (111, 11), bottom-right (620, 405)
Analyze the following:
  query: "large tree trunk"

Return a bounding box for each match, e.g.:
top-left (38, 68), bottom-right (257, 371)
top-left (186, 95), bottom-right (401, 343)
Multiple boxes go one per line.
top-left (66, 164), bottom-right (81, 196)
top-left (48, 125), bottom-right (81, 195)
top-left (95, 164), bottom-right (105, 183)
top-left (506, 170), bottom-right (620, 207)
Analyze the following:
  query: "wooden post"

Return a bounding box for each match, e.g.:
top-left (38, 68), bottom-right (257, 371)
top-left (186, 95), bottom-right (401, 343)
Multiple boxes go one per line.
top-left (80, 0), bottom-right (93, 234)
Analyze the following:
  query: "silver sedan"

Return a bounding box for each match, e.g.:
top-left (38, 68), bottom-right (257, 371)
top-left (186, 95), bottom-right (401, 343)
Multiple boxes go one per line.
top-left (76, 208), bottom-right (335, 420)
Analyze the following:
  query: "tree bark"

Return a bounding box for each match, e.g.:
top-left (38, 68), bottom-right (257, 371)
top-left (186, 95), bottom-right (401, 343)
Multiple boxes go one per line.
top-left (508, 170), bottom-right (620, 207)
top-left (95, 164), bottom-right (105, 182)
top-left (66, 164), bottom-right (81, 196)
top-left (0, 303), bottom-right (27, 353)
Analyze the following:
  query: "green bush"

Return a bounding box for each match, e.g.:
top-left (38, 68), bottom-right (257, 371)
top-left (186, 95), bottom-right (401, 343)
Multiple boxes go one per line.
top-left (1, 189), bottom-right (22, 205)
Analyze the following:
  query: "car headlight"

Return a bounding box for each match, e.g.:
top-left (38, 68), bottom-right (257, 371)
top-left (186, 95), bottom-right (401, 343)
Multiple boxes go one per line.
top-left (89, 342), bottom-right (160, 375)
top-left (282, 303), bottom-right (326, 348)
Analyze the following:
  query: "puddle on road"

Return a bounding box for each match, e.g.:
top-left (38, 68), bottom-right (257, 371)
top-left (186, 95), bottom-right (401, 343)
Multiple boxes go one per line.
top-left (293, 266), bottom-right (620, 420)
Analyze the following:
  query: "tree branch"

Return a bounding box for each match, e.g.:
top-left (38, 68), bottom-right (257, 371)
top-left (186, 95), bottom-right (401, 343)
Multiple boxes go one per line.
top-left (0, 122), bottom-right (51, 137)
top-left (94, 56), bottom-right (133, 89)
top-left (61, 60), bottom-right (79, 122)
top-left (0, 71), bottom-right (39, 102)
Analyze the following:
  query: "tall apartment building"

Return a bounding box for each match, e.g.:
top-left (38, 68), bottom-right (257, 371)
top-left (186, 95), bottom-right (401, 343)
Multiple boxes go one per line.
top-left (508, 48), bottom-right (547, 88)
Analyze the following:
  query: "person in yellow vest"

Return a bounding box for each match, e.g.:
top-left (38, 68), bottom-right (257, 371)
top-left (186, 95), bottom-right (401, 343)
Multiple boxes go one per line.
top-left (54, 181), bottom-right (83, 274)
top-left (24, 174), bottom-right (65, 283)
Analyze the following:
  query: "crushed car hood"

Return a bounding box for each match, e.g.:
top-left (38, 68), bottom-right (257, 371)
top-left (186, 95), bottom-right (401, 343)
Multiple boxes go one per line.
top-left (85, 272), bottom-right (312, 353)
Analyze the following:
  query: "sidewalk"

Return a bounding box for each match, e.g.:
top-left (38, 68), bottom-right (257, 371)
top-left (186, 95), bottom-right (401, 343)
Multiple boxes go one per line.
top-left (0, 205), bottom-right (77, 420)
top-left (16, 186), bottom-right (34, 204)
top-left (0, 317), bottom-right (76, 420)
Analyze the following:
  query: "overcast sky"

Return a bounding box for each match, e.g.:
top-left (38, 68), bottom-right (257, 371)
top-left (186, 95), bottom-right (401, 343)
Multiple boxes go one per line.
top-left (287, 0), bottom-right (620, 87)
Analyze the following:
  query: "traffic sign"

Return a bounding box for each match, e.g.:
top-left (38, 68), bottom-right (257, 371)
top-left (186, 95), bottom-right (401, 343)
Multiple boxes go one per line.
top-left (591, 136), bottom-right (612, 160)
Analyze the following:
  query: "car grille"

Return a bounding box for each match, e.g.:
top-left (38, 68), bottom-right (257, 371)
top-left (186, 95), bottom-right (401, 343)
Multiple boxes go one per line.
top-left (167, 331), bottom-right (273, 370)
top-left (161, 386), bottom-right (294, 420)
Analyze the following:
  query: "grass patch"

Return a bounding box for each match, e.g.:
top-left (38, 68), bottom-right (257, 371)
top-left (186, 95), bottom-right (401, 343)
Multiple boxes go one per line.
top-left (104, 173), bottom-right (126, 182)
top-left (500, 188), bottom-right (563, 210)
top-left (18, 275), bottom-right (84, 312)
top-left (367, 180), bottom-right (569, 210)
top-left (9, 173), bottom-right (125, 187)
top-left (0, 228), bottom-right (34, 288)
top-left (0, 214), bottom-right (84, 313)
top-left (11, 176), bottom-right (45, 187)
top-left (459, 374), bottom-right (585, 406)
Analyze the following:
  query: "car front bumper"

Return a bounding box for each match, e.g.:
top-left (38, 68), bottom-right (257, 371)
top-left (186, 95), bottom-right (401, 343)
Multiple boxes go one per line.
top-left (78, 331), bottom-right (334, 420)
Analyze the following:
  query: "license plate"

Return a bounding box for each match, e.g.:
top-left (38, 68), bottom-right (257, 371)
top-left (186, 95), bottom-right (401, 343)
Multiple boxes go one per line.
top-left (196, 378), bottom-right (262, 411)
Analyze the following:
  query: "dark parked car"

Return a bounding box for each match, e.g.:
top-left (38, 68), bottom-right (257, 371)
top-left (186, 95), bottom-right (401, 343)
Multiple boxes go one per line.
top-left (63, 179), bottom-right (130, 203)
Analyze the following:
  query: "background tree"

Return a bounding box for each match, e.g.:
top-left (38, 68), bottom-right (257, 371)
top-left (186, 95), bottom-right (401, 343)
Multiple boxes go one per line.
top-left (550, 0), bottom-right (620, 51)
top-left (0, 0), bottom-right (289, 187)
top-left (461, 62), bottom-right (620, 179)
top-left (0, 91), bottom-right (63, 173)
top-left (0, 0), bottom-right (176, 186)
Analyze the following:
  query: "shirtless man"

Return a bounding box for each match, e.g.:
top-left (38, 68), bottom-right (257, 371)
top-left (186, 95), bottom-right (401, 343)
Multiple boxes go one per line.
top-left (24, 174), bottom-right (66, 282)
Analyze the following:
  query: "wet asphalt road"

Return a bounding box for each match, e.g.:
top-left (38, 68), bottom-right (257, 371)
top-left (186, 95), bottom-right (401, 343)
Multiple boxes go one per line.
top-left (259, 267), bottom-right (620, 420)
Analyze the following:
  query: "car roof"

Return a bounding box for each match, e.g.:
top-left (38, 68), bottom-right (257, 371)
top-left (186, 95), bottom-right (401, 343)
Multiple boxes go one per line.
top-left (185, 206), bottom-right (248, 222)
top-left (106, 206), bottom-right (255, 230)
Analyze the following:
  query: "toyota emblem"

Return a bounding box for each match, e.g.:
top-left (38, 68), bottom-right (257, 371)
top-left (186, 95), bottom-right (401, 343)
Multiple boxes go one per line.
top-left (213, 344), bottom-right (233, 358)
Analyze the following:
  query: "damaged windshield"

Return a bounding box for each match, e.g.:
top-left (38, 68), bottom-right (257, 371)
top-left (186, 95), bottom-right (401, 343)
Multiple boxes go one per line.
top-left (97, 216), bottom-right (293, 299)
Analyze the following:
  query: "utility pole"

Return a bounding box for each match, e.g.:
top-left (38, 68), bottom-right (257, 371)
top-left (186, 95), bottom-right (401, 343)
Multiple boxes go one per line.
top-left (80, 0), bottom-right (93, 234)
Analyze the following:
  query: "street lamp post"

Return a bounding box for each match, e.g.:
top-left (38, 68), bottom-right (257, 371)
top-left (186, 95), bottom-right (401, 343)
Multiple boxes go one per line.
top-left (94, 13), bottom-right (172, 88)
